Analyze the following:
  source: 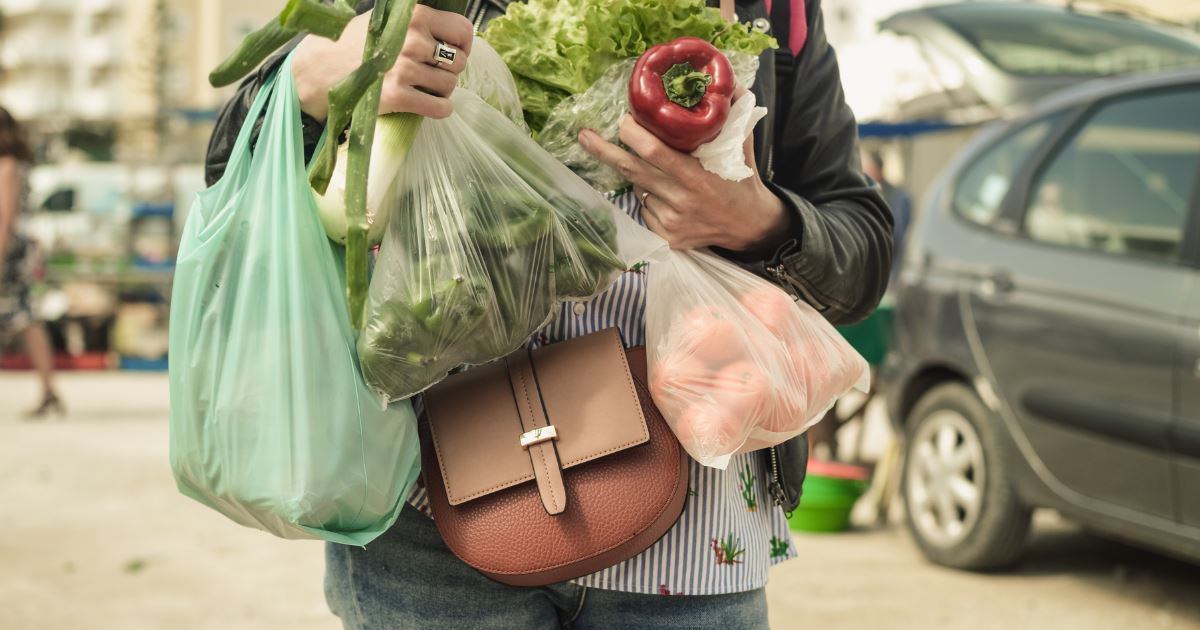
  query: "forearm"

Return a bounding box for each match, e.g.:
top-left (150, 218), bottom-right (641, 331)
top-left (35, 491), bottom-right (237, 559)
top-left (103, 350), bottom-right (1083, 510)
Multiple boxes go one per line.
top-left (728, 0), bottom-right (892, 325)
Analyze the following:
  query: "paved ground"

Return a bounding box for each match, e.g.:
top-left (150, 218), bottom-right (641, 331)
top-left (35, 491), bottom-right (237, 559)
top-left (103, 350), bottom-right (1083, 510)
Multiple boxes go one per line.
top-left (2, 372), bottom-right (1198, 630)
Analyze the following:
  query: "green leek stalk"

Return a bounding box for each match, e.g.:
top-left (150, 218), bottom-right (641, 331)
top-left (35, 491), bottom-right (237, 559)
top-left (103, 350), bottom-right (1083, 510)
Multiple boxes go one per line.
top-left (313, 114), bottom-right (423, 247)
top-left (342, 0), bottom-right (406, 330)
top-left (322, 0), bottom-right (469, 329)
top-left (313, 0), bottom-right (471, 247)
top-left (208, 0), bottom-right (356, 88)
top-left (309, 0), bottom-right (469, 195)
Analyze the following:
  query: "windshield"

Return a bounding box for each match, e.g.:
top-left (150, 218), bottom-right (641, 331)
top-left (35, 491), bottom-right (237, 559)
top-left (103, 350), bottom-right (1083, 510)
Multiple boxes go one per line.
top-left (930, 4), bottom-right (1200, 76)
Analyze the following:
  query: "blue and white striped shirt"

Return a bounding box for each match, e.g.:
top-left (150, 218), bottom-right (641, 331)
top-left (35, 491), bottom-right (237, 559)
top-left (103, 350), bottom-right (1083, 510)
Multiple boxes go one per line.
top-left (409, 190), bottom-right (797, 595)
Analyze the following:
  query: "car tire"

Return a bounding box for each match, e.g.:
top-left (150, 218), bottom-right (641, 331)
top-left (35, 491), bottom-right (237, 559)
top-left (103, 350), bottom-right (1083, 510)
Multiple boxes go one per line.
top-left (902, 382), bottom-right (1030, 571)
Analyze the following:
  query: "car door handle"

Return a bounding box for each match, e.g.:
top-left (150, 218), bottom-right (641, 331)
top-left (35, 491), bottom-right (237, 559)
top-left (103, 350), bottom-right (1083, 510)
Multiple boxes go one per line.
top-left (978, 270), bottom-right (1015, 297)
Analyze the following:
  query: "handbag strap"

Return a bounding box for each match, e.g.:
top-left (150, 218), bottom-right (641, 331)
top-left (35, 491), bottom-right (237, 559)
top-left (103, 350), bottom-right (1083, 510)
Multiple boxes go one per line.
top-left (507, 351), bottom-right (568, 516)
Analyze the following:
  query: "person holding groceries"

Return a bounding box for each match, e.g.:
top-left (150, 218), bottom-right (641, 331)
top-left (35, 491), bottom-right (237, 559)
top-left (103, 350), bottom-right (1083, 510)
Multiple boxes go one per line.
top-left (206, 0), bottom-right (892, 626)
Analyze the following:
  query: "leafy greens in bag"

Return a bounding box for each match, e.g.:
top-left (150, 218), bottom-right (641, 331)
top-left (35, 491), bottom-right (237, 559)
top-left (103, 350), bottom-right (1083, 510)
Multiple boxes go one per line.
top-left (358, 88), bottom-right (661, 403)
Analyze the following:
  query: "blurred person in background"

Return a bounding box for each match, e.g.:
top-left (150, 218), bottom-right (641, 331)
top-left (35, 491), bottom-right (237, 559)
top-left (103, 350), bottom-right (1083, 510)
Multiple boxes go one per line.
top-left (864, 150), bottom-right (911, 276)
top-left (0, 106), bottom-right (63, 419)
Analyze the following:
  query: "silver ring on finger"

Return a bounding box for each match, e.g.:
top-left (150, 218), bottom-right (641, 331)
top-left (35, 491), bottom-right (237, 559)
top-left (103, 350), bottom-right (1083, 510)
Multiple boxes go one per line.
top-left (433, 41), bottom-right (458, 66)
top-left (639, 190), bottom-right (651, 205)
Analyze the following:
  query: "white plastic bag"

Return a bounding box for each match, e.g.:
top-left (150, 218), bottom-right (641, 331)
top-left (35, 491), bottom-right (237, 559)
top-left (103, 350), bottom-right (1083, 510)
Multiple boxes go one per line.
top-left (646, 249), bottom-right (870, 469)
top-left (691, 90), bottom-right (767, 181)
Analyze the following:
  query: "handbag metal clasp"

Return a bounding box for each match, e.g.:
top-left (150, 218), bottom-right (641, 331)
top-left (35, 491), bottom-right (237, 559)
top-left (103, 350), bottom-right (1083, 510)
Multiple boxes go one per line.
top-left (520, 426), bottom-right (558, 448)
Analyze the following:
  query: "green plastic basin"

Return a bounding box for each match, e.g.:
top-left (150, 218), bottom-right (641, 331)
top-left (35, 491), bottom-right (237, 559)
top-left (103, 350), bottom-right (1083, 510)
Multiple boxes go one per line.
top-left (787, 471), bottom-right (868, 533)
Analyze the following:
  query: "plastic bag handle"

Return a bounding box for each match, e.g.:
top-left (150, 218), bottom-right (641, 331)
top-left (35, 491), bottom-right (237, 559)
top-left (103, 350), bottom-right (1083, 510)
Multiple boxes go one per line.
top-left (220, 59), bottom-right (286, 178)
top-left (244, 54), bottom-right (307, 178)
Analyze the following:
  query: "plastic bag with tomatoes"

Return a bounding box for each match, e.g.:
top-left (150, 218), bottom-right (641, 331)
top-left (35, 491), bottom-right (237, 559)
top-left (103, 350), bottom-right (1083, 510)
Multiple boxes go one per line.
top-left (645, 249), bottom-right (870, 469)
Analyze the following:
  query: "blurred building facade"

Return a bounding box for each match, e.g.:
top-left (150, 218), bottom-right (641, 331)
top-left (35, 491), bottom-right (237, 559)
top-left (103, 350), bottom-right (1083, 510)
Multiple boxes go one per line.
top-left (0, 0), bottom-right (275, 164)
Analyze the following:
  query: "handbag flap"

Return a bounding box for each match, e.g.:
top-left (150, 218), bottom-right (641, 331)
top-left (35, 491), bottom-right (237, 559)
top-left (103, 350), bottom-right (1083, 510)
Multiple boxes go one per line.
top-left (424, 328), bottom-right (649, 506)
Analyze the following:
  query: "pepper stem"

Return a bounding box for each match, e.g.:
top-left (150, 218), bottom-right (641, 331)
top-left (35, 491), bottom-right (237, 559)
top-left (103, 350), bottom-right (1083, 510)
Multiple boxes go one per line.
top-left (661, 63), bottom-right (713, 109)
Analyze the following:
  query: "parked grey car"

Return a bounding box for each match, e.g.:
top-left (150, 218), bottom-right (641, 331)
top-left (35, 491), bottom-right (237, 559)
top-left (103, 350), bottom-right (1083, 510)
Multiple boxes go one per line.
top-left (882, 69), bottom-right (1200, 570)
top-left (880, 2), bottom-right (1200, 122)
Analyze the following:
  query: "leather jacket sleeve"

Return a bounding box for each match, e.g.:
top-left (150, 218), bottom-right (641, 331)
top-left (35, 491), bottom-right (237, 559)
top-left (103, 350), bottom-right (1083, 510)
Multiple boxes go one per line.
top-left (729, 0), bottom-right (893, 326)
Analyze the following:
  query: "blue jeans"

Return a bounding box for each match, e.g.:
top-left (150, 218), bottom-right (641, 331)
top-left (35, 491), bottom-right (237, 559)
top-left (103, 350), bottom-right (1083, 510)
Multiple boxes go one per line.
top-left (325, 505), bottom-right (770, 629)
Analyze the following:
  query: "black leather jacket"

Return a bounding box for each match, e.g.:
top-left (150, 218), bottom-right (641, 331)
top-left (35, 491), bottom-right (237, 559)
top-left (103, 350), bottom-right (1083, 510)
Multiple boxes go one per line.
top-left (203, 0), bottom-right (893, 512)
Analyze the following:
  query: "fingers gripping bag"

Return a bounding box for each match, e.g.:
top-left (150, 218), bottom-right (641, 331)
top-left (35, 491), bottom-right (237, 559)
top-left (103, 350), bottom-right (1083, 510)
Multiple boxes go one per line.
top-left (168, 56), bottom-right (421, 545)
top-left (358, 86), bottom-right (662, 403)
top-left (313, 39), bottom-right (524, 249)
top-left (646, 249), bottom-right (870, 469)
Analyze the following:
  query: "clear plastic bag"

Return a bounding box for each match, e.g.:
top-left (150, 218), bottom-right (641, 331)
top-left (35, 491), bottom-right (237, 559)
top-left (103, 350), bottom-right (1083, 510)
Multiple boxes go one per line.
top-left (358, 88), bottom-right (663, 403)
top-left (646, 249), bottom-right (870, 469)
top-left (457, 38), bottom-right (527, 129)
top-left (538, 51), bottom-right (761, 193)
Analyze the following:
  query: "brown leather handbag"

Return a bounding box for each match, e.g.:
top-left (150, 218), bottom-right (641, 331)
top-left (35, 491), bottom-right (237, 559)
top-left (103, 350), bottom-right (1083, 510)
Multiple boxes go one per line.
top-left (419, 327), bottom-right (689, 587)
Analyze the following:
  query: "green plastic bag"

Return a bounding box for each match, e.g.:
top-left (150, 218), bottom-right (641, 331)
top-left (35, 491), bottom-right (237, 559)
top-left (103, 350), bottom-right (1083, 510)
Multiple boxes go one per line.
top-left (168, 56), bottom-right (420, 546)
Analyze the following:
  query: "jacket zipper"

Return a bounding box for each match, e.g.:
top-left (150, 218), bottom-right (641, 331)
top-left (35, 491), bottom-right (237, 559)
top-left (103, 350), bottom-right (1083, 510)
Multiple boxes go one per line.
top-left (768, 264), bottom-right (829, 311)
top-left (767, 446), bottom-right (786, 507)
top-left (472, 0), bottom-right (487, 31)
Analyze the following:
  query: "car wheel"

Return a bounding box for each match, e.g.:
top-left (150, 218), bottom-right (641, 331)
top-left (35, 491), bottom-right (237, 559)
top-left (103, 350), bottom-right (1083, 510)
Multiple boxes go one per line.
top-left (902, 382), bottom-right (1030, 570)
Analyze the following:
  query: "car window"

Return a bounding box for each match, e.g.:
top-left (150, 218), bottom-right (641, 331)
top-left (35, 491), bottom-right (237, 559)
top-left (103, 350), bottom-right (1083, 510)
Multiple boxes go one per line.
top-left (1024, 88), bottom-right (1200, 264)
top-left (929, 4), bottom-right (1200, 77)
top-left (952, 119), bottom-right (1056, 228)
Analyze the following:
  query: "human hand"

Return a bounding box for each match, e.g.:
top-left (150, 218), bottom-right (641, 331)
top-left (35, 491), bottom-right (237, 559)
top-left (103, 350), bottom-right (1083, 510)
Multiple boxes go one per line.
top-left (578, 113), bottom-right (789, 252)
top-left (292, 6), bottom-right (474, 121)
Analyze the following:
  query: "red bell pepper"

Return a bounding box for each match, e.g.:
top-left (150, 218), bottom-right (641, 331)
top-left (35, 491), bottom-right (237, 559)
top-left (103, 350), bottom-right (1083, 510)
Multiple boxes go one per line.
top-left (628, 37), bottom-right (735, 153)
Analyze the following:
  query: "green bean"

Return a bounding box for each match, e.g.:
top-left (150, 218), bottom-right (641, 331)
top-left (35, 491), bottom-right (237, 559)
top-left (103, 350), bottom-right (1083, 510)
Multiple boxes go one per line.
top-left (469, 203), bottom-right (553, 249)
top-left (209, 0), bottom-right (356, 88)
top-left (574, 236), bottom-right (626, 274)
top-left (209, 19), bottom-right (297, 88)
top-left (281, 0), bottom-right (357, 39)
